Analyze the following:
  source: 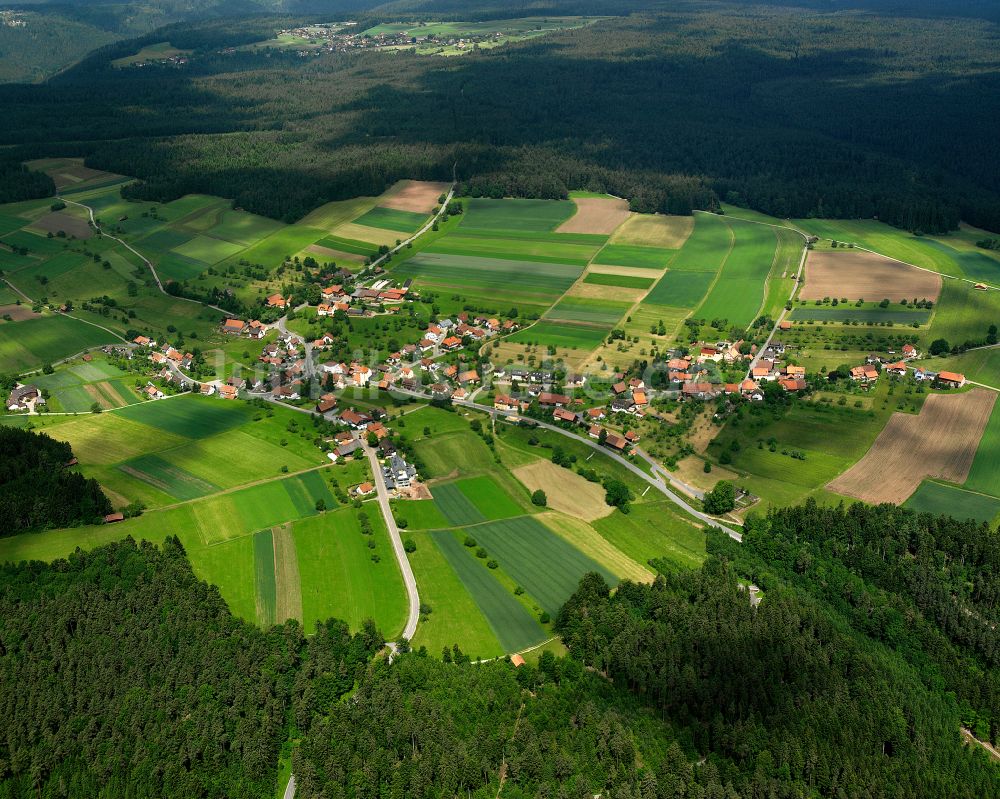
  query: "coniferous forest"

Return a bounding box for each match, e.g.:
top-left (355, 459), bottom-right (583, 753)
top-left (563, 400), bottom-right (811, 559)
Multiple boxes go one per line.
top-left (0, 427), bottom-right (112, 534)
top-left (0, 3), bottom-right (998, 232)
top-left (1, 501), bottom-right (998, 798)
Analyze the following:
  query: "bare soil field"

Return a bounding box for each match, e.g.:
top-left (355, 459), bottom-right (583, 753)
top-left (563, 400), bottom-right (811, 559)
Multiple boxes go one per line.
top-left (827, 388), bottom-right (996, 504)
top-left (381, 180), bottom-right (451, 213)
top-left (557, 197), bottom-right (631, 235)
top-left (587, 264), bottom-right (666, 277)
top-left (611, 214), bottom-right (694, 248)
top-left (83, 384), bottom-right (113, 409)
top-left (565, 282), bottom-right (646, 303)
top-left (801, 250), bottom-right (942, 302)
top-left (513, 460), bottom-right (612, 521)
top-left (30, 211), bottom-right (93, 239)
top-left (0, 304), bottom-right (38, 321)
top-left (272, 523), bottom-right (303, 624)
top-left (306, 244), bottom-right (365, 263)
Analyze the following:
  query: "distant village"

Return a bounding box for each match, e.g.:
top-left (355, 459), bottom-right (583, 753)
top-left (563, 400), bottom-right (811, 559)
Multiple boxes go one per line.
top-left (258, 22), bottom-right (511, 58)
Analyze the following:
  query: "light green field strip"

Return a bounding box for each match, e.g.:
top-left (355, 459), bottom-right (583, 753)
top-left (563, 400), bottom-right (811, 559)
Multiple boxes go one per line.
top-left (591, 502), bottom-right (706, 571)
top-left (538, 512), bottom-right (654, 583)
top-left (431, 530), bottom-right (547, 654)
top-left (693, 219), bottom-right (777, 328)
top-left (592, 243), bottom-right (674, 269)
top-left (292, 511), bottom-right (408, 637)
top-left (460, 198), bottom-right (576, 232)
top-left (963, 398), bottom-right (1000, 496)
top-left (409, 531), bottom-right (504, 658)
top-left (0, 315), bottom-right (119, 373)
top-left (253, 528), bottom-right (277, 627)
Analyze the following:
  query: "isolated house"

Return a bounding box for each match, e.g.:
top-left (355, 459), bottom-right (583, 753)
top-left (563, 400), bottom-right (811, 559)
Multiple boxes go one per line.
top-left (7, 384), bottom-right (42, 411)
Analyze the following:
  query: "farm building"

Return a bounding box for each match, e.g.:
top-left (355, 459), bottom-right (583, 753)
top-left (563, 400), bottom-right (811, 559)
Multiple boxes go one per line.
top-left (7, 384), bottom-right (43, 411)
top-left (936, 371), bottom-right (966, 388)
top-left (222, 318), bottom-right (247, 335)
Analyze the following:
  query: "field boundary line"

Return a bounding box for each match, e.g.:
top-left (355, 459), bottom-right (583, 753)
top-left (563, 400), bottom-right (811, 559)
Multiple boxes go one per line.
top-left (2, 276), bottom-right (32, 302)
top-left (690, 216), bottom-right (737, 321)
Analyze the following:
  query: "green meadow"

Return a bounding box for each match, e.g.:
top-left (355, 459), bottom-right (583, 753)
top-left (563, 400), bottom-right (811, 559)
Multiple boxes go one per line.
top-left (460, 198), bottom-right (576, 232)
top-left (0, 314), bottom-right (119, 372)
top-left (592, 243), bottom-right (674, 269)
top-left (544, 296), bottom-right (630, 326)
top-left (644, 270), bottom-right (716, 308)
top-left (353, 206), bottom-right (427, 233)
top-left (694, 219), bottom-right (777, 327)
top-left (904, 481), bottom-right (1000, 525)
top-left (583, 272), bottom-right (654, 289)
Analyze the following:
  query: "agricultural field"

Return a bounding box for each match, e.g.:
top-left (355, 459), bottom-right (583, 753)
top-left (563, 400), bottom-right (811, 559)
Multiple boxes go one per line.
top-left (391, 252), bottom-right (582, 313)
top-left (921, 347), bottom-right (1000, 390)
top-left (556, 196), bottom-right (630, 235)
top-left (800, 249), bottom-right (942, 303)
top-left (828, 388), bottom-right (996, 505)
top-left (0, 313), bottom-right (120, 372)
top-left (644, 270), bottom-right (716, 308)
top-left (353, 206), bottom-right (427, 234)
top-left (426, 231), bottom-right (602, 265)
top-left (693, 219), bottom-right (778, 328)
top-left (582, 272), bottom-right (654, 289)
top-left (789, 306), bottom-right (932, 325)
top-left (27, 358), bottom-right (142, 412)
top-left (592, 243), bottom-right (674, 269)
top-left (610, 213), bottom-right (694, 249)
top-left (708, 381), bottom-right (929, 511)
top-left (903, 481), bottom-right (1000, 525)
top-left (460, 198), bottom-right (576, 232)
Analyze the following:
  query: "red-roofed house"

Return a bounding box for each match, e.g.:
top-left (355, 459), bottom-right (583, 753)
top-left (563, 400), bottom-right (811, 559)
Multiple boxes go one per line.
top-left (267, 294), bottom-right (288, 309)
top-left (936, 371), bottom-right (966, 388)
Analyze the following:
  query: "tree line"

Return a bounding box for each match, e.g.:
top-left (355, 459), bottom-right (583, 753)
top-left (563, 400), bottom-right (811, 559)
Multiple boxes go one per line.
top-left (0, 426), bottom-right (112, 534)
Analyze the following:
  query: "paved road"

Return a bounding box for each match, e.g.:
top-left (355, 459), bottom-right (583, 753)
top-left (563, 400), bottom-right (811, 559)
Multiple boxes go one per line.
top-left (364, 442), bottom-right (421, 643)
top-left (282, 774), bottom-right (296, 799)
top-left (391, 386), bottom-right (742, 541)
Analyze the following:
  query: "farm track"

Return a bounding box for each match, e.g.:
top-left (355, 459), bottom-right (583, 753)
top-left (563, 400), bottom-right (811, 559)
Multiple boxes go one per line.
top-left (60, 196), bottom-right (230, 315)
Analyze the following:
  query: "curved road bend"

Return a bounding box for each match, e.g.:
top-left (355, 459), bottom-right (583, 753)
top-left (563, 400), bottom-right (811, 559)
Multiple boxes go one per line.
top-left (389, 386), bottom-right (741, 542)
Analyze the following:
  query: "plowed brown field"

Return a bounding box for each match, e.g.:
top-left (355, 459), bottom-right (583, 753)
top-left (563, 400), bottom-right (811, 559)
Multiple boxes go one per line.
top-left (827, 388), bottom-right (996, 504)
top-left (557, 197), bottom-right (631, 235)
top-left (801, 250), bottom-right (942, 302)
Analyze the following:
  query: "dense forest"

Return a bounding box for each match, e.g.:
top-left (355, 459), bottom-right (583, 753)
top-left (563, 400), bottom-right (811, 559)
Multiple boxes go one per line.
top-left (1, 4), bottom-right (998, 231)
top-left (0, 537), bottom-right (383, 799)
top-left (3, 505), bottom-right (999, 797)
top-left (0, 426), bottom-right (111, 533)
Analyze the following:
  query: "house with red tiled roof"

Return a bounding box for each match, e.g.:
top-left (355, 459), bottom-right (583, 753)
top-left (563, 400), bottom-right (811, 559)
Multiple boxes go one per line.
top-left (850, 365), bottom-right (879, 383)
top-left (553, 407), bottom-right (578, 423)
top-left (936, 371), bottom-right (966, 388)
top-left (778, 377), bottom-right (807, 392)
top-left (266, 294), bottom-right (288, 309)
top-left (538, 392), bottom-right (571, 407)
top-left (457, 370), bottom-right (479, 385)
top-left (441, 336), bottom-right (463, 350)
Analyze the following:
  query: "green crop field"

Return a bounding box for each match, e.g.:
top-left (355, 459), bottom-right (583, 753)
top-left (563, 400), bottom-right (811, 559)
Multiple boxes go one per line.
top-left (963, 400), bottom-right (1000, 496)
top-left (460, 198), bottom-right (576, 232)
top-left (156, 252), bottom-right (208, 282)
top-left (456, 476), bottom-right (525, 520)
top-left (253, 528), bottom-right (278, 626)
top-left (408, 533), bottom-right (504, 657)
top-left (427, 233), bottom-right (600, 265)
top-left (904, 481), bottom-right (1000, 525)
top-left (119, 453), bottom-right (219, 500)
top-left (694, 220), bottom-right (777, 327)
top-left (508, 320), bottom-right (607, 349)
top-left (392, 252), bottom-right (583, 305)
top-left (314, 234), bottom-right (378, 257)
top-left (392, 498), bottom-right (450, 530)
top-left (545, 297), bottom-right (630, 326)
top-left (433, 481), bottom-right (487, 525)
top-left (172, 235), bottom-right (245, 264)
top-left (925, 280), bottom-right (1000, 348)
top-left (669, 213), bottom-right (734, 270)
top-left (0, 314), bottom-right (119, 372)
top-left (431, 530), bottom-right (547, 653)
top-left (292, 510), bottom-right (408, 636)
top-left (0, 213), bottom-right (25, 236)
top-left (583, 272), bottom-right (654, 289)
top-left (592, 243), bottom-right (674, 269)
top-left (790, 307), bottom-right (931, 324)
top-left (413, 430), bottom-right (496, 479)
top-left (644, 270), bottom-right (715, 308)
top-left (353, 206), bottom-right (427, 233)
top-left (917, 240), bottom-right (1000, 283)
top-left (218, 225), bottom-right (326, 271)
top-left (115, 395), bottom-right (254, 438)
top-left (467, 516), bottom-right (617, 616)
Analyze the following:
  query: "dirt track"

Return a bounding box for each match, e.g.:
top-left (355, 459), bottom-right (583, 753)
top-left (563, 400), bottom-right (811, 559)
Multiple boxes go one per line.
top-left (801, 249), bottom-right (942, 302)
top-left (827, 388), bottom-right (996, 504)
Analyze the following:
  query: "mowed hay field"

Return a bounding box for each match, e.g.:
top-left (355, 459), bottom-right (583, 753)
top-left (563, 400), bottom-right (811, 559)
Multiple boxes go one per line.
top-left (801, 250), bottom-right (942, 302)
top-left (513, 460), bottom-right (612, 521)
top-left (694, 219), bottom-right (778, 327)
top-left (610, 213), bottom-right (694, 249)
top-left (828, 389), bottom-right (997, 504)
top-left (0, 314), bottom-right (120, 372)
top-left (556, 197), bottom-right (631, 235)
